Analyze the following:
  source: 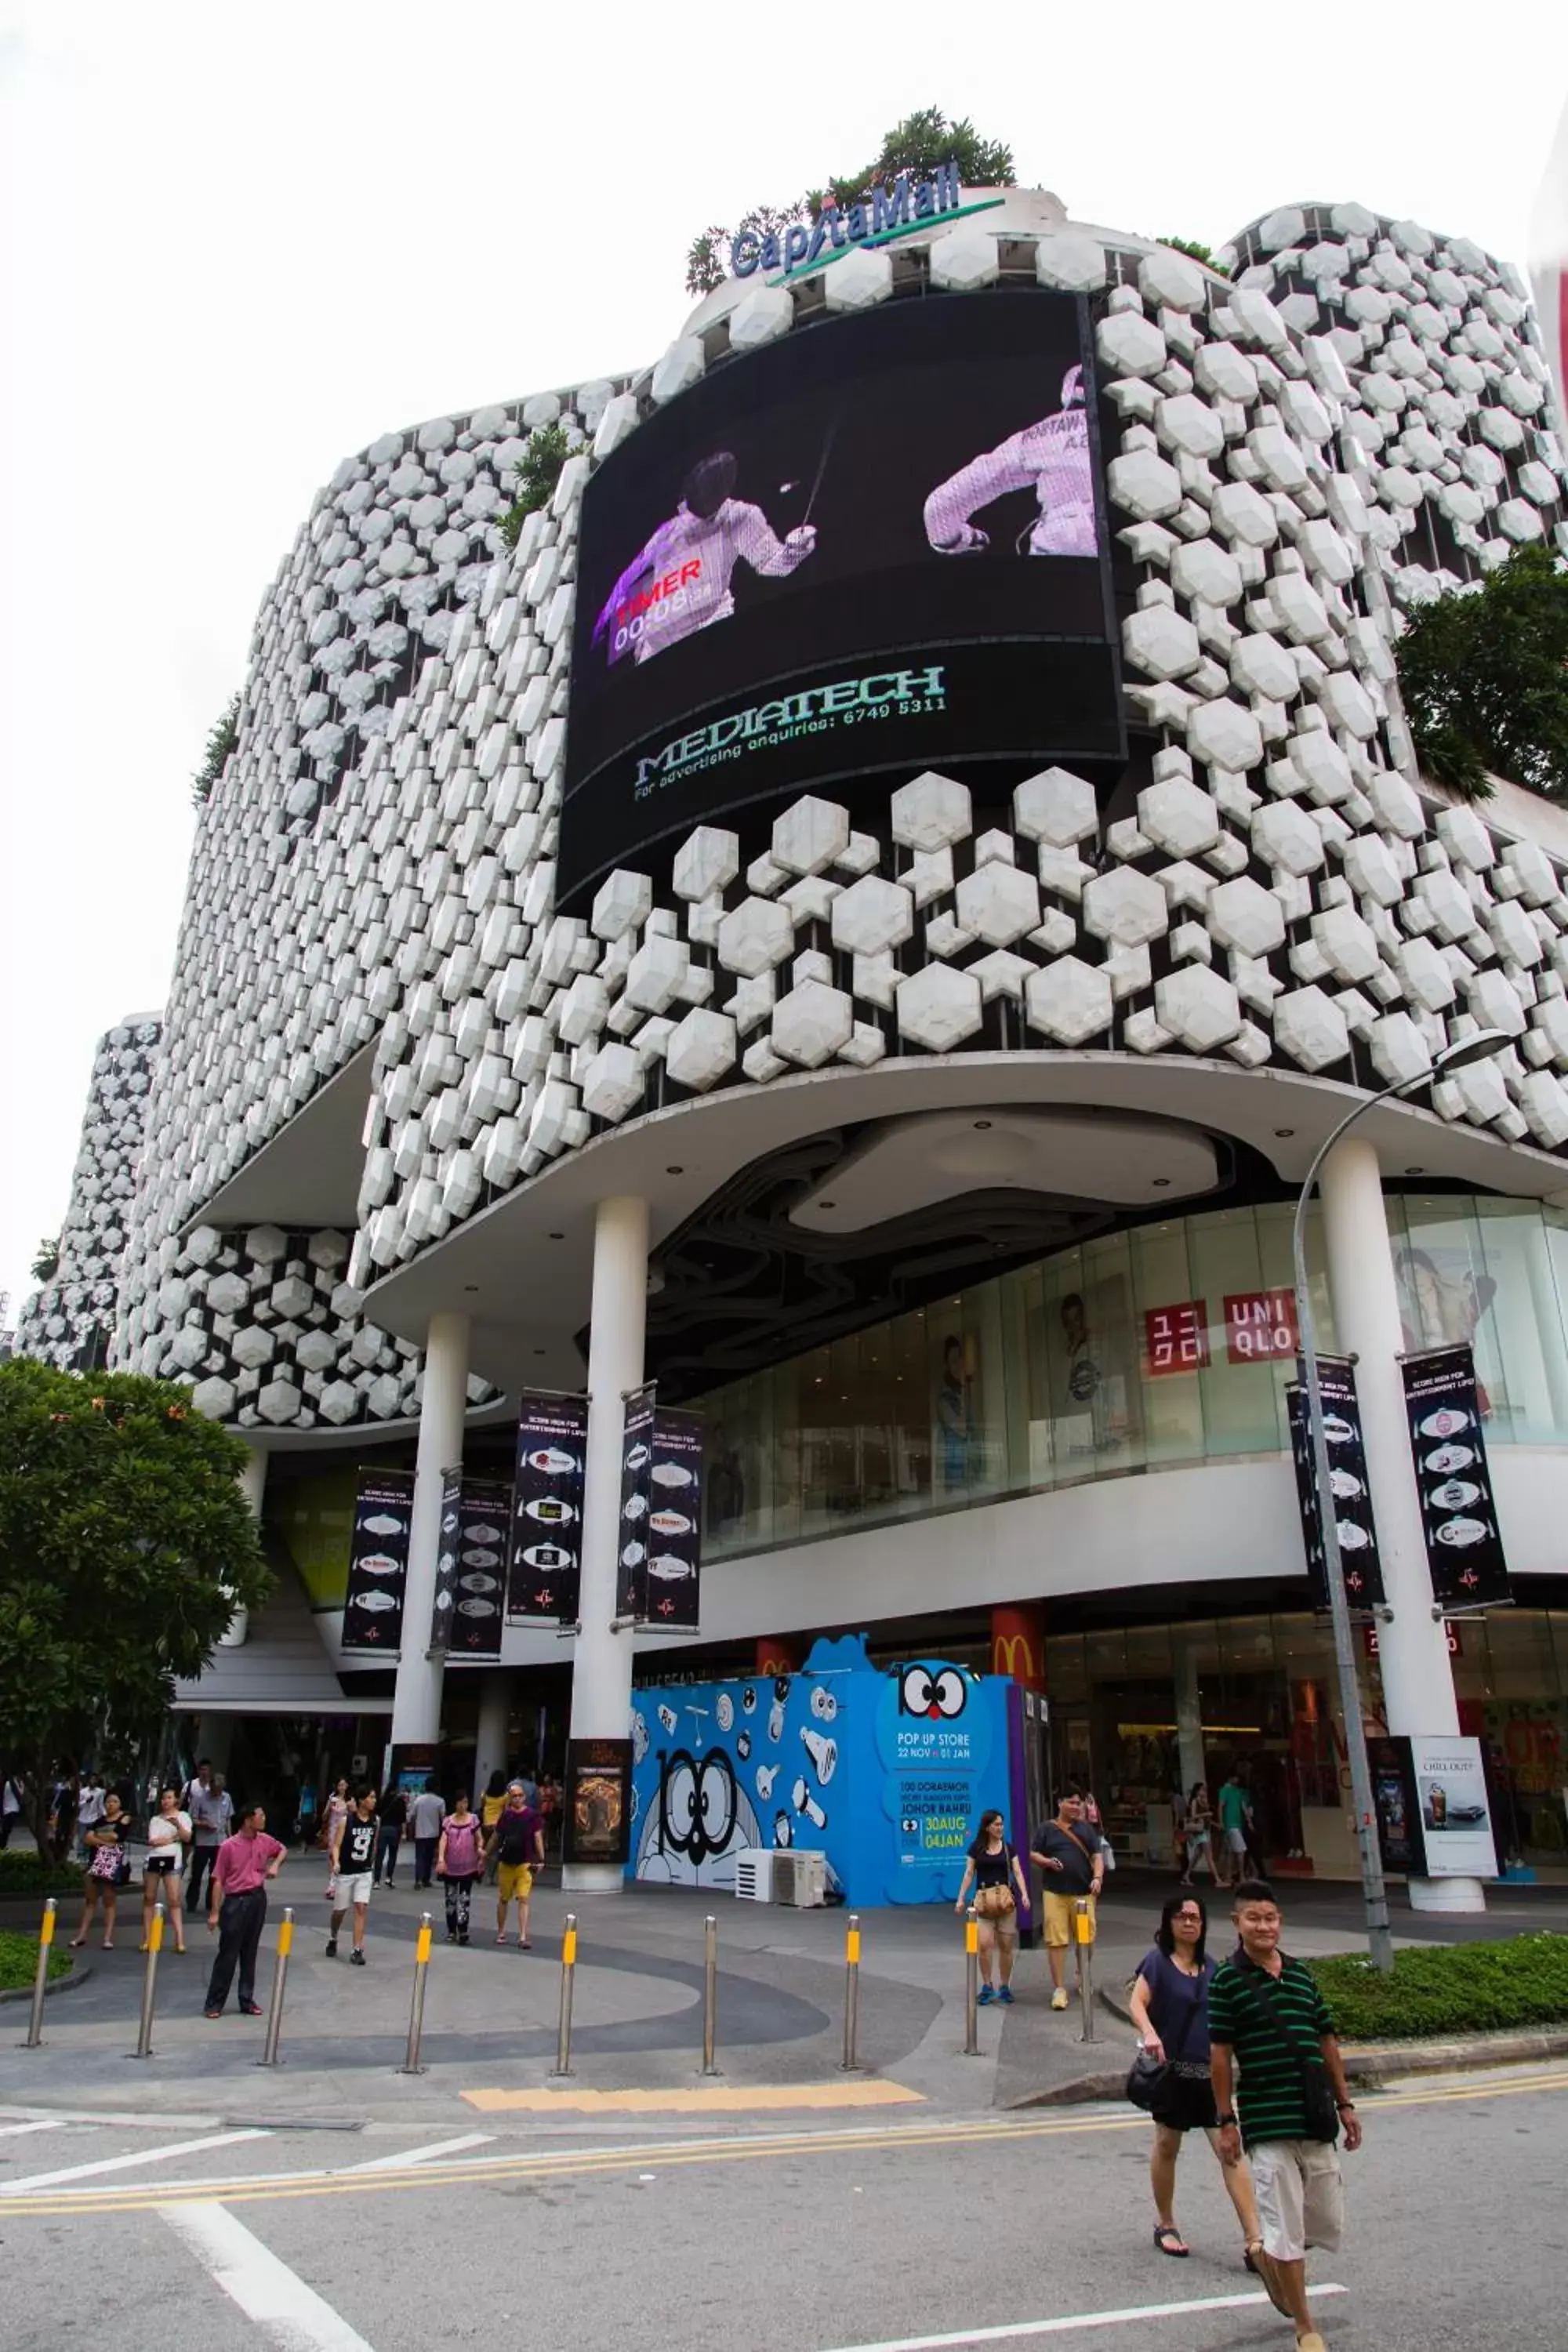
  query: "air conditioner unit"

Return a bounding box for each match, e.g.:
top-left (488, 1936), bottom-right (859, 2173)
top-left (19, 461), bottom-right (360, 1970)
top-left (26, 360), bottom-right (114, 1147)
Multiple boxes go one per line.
top-left (773, 1849), bottom-right (827, 1907)
top-left (733, 1849), bottom-right (776, 1902)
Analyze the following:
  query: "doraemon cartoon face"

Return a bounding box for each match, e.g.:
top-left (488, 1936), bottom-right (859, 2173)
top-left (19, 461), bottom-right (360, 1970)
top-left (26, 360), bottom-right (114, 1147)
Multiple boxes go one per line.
top-left (809, 1683), bottom-right (838, 1722)
top-left (898, 1664), bottom-right (970, 1722)
top-left (633, 1747), bottom-right (763, 1888)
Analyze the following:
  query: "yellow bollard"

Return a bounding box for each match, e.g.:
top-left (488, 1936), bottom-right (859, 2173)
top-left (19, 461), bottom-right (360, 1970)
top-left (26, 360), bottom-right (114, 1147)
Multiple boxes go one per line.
top-left (21, 1897), bottom-right (56, 2049)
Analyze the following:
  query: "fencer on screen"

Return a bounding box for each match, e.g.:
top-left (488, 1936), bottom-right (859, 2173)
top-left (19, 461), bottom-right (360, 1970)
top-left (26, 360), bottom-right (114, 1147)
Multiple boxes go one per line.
top-left (924, 365), bottom-right (1098, 557)
top-left (590, 450), bottom-right (818, 666)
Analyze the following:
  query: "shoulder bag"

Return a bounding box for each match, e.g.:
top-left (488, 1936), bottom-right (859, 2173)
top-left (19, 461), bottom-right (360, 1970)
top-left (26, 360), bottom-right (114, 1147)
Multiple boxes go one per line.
top-left (1125, 1962), bottom-right (1203, 2112)
top-left (1231, 1962), bottom-right (1339, 2141)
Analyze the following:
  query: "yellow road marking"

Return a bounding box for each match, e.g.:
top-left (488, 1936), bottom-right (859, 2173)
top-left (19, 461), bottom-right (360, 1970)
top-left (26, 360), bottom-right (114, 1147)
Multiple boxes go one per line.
top-left (1, 2062), bottom-right (1562, 2221)
top-left (462, 2079), bottom-right (923, 2115)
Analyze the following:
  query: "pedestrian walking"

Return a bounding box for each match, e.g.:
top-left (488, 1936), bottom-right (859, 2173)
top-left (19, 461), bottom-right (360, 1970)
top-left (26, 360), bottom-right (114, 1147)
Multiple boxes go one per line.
top-left (142, 1786), bottom-right (192, 1955)
top-left (479, 1772), bottom-right (507, 1885)
top-left (183, 1761), bottom-right (228, 1911)
top-left (374, 1784), bottom-right (407, 1886)
top-left (1128, 1893), bottom-right (1264, 2267)
top-left (1029, 1790), bottom-right (1108, 2010)
top-left (0, 1768), bottom-right (24, 1847)
top-left (1209, 1881), bottom-right (1362, 2352)
top-left (435, 1791), bottom-right (484, 1944)
top-left (322, 1775), bottom-right (350, 1860)
top-left (71, 1792), bottom-right (129, 1947)
top-left (408, 1784), bottom-right (445, 1888)
top-left (1218, 1769), bottom-right (1258, 1879)
top-left (74, 1768), bottom-right (104, 1860)
top-left (953, 1809), bottom-right (1029, 2005)
top-left (484, 1780), bottom-right (544, 1947)
top-left (1181, 1784), bottom-right (1221, 1887)
top-left (203, 1801), bottom-right (286, 2016)
top-left (326, 1787), bottom-right (379, 1964)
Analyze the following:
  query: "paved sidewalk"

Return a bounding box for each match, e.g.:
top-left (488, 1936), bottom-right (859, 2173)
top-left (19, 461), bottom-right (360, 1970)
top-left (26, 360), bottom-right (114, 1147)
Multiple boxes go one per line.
top-left (3, 1866), bottom-right (1563, 2132)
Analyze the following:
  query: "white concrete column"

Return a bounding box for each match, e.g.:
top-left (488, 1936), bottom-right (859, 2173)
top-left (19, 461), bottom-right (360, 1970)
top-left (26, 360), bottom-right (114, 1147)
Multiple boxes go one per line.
top-left (1172, 1639), bottom-right (1206, 1808)
top-left (564, 1194), bottom-right (649, 1894)
top-left (220, 1444), bottom-right (269, 1647)
top-left (1319, 1136), bottom-right (1486, 1911)
top-left (390, 1310), bottom-right (470, 1748)
top-left (474, 1668), bottom-right (510, 1803)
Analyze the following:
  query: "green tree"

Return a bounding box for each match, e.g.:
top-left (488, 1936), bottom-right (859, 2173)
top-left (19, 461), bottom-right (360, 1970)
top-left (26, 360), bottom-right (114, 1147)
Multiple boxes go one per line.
top-left (30, 1237), bottom-right (60, 1284)
top-left (498, 422), bottom-right (586, 550)
top-left (0, 1359), bottom-right (273, 1857)
top-left (1395, 545), bottom-right (1568, 801)
top-left (1158, 236), bottom-right (1219, 271)
top-left (192, 692), bottom-right (241, 807)
top-left (684, 109), bottom-right (1015, 297)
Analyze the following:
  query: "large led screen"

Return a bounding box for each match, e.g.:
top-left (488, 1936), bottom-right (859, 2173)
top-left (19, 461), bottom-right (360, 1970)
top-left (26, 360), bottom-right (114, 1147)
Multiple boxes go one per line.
top-left (560, 289), bottom-right (1123, 906)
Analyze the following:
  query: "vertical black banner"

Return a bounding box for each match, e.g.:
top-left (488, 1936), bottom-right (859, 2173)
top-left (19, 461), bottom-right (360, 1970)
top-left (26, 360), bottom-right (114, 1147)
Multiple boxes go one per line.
top-left (1285, 1359), bottom-right (1386, 1612)
top-left (507, 1395), bottom-right (588, 1623)
top-left (434, 1475), bottom-right (511, 1657)
top-left (343, 1468), bottom-right (416, 1653)
top-left (615, 1386), bottom-right (657, 1622)
top-left (430, 1466), bottom-right (464, 1654)
top-left (645, 1410), bottom-right (704, 1629)
top-left (1402, 1346), bottom-right (1511, 1608)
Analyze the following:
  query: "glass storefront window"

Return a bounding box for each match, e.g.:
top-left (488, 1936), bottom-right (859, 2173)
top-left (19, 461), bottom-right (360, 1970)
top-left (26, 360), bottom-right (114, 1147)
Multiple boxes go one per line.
top-left (699, 1192), bottom-right (1568, 1562)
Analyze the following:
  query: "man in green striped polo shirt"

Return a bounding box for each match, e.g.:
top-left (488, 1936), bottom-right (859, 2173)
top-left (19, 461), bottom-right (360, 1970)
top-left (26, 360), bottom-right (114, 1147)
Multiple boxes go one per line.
top-left (1208, 1881), bottom-right (1362, 2352)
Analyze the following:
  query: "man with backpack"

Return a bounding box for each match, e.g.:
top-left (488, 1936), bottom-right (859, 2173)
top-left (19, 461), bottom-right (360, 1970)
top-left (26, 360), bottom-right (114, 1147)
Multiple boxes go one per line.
top-left (483, 1780), bottom-right (545, 1949)
top-left (1208, 1881), bottom-right (1362, 2352)
top-left (1029, 1789), bottom-right (1108, 2011)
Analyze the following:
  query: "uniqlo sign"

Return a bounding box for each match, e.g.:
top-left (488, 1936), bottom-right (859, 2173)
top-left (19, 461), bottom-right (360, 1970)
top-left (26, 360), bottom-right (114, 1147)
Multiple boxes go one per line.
top-left (1143, 1301), bottom-right (1210, 1377)
top-left (1225, 1290), bottom-right (1299, 1363)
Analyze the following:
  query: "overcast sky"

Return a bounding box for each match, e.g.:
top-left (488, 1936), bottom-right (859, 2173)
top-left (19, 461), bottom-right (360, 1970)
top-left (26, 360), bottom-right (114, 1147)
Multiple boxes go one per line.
top-left (2, 2), bottom-right (1566, 1327)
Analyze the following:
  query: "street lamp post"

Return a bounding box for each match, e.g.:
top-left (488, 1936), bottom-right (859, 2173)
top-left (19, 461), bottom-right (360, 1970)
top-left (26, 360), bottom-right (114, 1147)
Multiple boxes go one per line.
top-left (1290, 1030), bottom-right (1508, 1975)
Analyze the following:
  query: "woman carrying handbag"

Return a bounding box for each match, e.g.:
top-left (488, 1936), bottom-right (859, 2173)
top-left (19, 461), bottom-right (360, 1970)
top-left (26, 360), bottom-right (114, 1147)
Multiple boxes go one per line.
top-left (1127, 1893), bottom-right (1264, 2267)
top-left (953, 1809), bottom-right (1030, 2006)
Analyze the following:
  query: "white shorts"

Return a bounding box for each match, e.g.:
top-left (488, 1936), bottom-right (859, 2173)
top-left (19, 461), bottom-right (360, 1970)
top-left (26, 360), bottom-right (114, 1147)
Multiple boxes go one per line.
top-left (1225, 1826), bottom-right (1248, 1855)
top-left (338, 1873), bottom-right (373, 1909)
top-left (1251, 2139), bottom-right (1344, 2264)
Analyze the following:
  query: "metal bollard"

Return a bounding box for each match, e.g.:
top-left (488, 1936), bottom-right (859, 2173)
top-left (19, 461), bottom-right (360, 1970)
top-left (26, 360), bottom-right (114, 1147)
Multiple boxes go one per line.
top-left (550, 1912), bottom-right (578, 2078)
top-left (1074, 1896), bottom-right (1097, 2044)
top-left (20, 1897), bottom-right (56, 2049)
top-left (963, 1905), bottom-right (980, 2055)
top-left (257, 1907), bottom-right (294, 2067)
top-left (840, 1912), bottom-right (862, 2072)
top-left (399, 1911), bottom-right (433, 2076)
top-left (701, 1913), bottom-right (719, 2076)
top-left (131, 1900), bottom-right (165, 2060)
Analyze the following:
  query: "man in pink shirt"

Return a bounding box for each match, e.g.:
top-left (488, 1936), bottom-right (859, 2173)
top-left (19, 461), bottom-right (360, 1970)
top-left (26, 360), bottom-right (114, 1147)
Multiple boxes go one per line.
top-left (204, 1800), bottom-right (286, 2018)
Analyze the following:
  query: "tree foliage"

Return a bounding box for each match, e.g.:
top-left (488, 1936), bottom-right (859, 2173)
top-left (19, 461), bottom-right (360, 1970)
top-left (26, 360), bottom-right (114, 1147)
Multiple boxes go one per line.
top-left (1159, 236), bottom-right (1219, 271)
top-left (192, 692), bottom-right (241, 807)
top-left (684, 108), bottom-right (1016, 297)
top-left (0, 1359), bottom-right (273, 1856)
top-left (31, 1237), bottom-right (60, 1284)
top-left (499, 423), bottom-right (583, 550)
top-left (1395, 545), bottom-right (1568, 802)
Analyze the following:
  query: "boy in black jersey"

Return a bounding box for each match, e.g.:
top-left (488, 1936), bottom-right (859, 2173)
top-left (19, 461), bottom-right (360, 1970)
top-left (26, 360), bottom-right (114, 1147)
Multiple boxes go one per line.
top-left (328, 1785), bottom-right (379, 1964)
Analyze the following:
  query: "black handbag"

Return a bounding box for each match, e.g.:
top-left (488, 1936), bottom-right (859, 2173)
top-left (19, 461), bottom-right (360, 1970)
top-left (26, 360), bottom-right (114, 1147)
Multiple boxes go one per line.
top-left (1125, 1965), bottom-right (1203, 2111)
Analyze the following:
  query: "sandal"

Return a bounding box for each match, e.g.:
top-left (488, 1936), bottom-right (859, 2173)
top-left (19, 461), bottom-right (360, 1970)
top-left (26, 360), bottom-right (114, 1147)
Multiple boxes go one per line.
top-left (1247, 2245), bottom-right (1294, 2318)
top-left (1154, 2225), bottom-right (1189, 2258)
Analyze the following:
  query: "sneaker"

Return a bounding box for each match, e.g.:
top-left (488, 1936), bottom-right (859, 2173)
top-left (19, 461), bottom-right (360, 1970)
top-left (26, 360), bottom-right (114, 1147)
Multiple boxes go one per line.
top-left (350, 1948), bottom-right (366, 1966)
top-left (977, 1984), bottom-right (996, 2006)
top-left (997, 1985), bottom-right (1015, 2005)
top-left (324, 1936), bottom-right (338, 1958)
top-left (1051, 1987), bottom-right (1069, 2010)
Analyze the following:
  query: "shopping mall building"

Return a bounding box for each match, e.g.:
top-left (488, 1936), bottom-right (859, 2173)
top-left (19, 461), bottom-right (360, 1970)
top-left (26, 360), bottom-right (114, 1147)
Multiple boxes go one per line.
top-left (20, 183), bottom-right (1568, 1894)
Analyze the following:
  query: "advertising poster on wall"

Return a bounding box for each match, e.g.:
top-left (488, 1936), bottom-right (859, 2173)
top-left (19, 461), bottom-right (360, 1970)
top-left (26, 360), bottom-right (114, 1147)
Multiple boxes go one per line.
top-left (615, 1386), bottom-right (656, 1621)
top-left (432, 1475), bottom-right (510, 1657)
top-left (563, 1737), bottom-right (634, 1867)
top-left (1401, 1346), bottom-right (1511, 1608)
top-left (1410, 1734), bottom-right (1498, 1878)
top-left (1286, 1360), bottom-right (1387, 1612)
top-left (645, 1410), bottom-right (704, 1629)
top-left (342, 1468), bottom-right (416, 1653)
top-left (506, 1394), bottom-right (588, 1623)
top-left (1367, 1735), bottom-right (1424, 1875)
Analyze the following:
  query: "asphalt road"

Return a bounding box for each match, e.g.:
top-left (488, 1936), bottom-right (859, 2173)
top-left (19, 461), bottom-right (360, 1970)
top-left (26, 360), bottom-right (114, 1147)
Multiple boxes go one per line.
top-left (1, 2061), bottom-right (1563, 2351)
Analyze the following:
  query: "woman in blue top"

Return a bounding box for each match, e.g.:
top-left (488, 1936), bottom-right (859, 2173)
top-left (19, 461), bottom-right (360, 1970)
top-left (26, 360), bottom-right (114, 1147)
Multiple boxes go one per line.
top-left (1129, 1893), bottom-right (1263, 2265)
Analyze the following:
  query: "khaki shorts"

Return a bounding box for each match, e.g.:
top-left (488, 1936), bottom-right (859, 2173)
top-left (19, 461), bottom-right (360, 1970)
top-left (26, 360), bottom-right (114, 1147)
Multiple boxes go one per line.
top-left (496, 1860), bottom-right (534, 1904)
top-left (1043, 1889), bottom-right (1094, 1948)
top-left (1252, 2138), bottom-right (1344, 2264)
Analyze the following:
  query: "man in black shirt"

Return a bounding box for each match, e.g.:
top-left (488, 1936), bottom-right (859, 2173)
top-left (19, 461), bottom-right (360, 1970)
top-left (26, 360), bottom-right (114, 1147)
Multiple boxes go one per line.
top-left (327, 1786), bottom-right (379, 1964)
top-left (1029, 1790), bottom-right (1108, 2010)
top-left (484, 1780), bottom-right (545, 1949)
